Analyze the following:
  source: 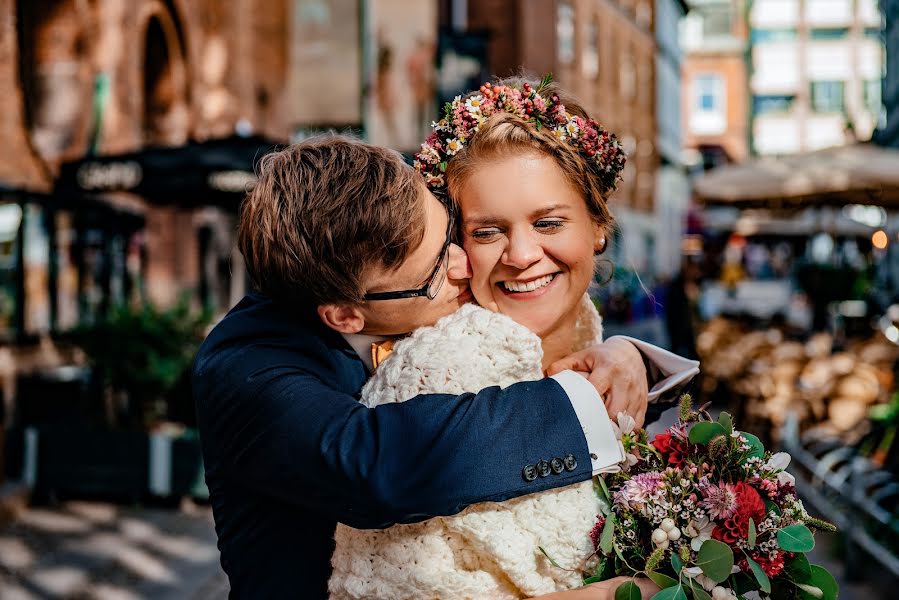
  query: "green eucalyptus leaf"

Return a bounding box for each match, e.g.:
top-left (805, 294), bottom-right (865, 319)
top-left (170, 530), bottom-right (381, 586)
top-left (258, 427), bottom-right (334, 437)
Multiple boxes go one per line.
top-left (583, 575), bottom-right (602, 585)
top-left (696, 540), bottom-right (735, 583)
top-left (718, 412), bottom-right (734, 433)
top-left (689, 422), bottom-right (727, 444)
top-left (800, 566), bottom-right (838, 600)
top-left (748, 518), bottom-right (757, 549)
top-left (744, 555), bottom-right (772, 593)
top-left (777, 525), bottom-right (815, 552)
top-left (740, 433), bottom-right (765, 461)
top-left (646, 571), bottom-right (679, 589)
top-left (671, 553), bottom-right (684, 574)
top-left (650, 584), bottom-right (688, 600)
top-left (615, 581), bottom-right (642, 600)
top-left (600, 514), bottom-right (616, 554)
top-left (687, 579), bottom-right (713, 600)
top-left (796, 584), bottom-right (824, 599)
top-left (785, 554), bottom-right (812, 583)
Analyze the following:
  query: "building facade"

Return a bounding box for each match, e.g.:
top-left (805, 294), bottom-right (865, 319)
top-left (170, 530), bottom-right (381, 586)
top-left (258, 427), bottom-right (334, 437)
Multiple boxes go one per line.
top-left (0, 0), bottom-right (292, 412)
top-left (681, 0), bottom-right (750, 166)
top-left (748, 0), bottom-right (883, 156)
top-left (880, 0), bottom-right (899, 147)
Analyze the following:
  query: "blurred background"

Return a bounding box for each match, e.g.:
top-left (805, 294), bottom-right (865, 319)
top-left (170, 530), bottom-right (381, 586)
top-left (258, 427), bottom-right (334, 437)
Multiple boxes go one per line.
top-left (0, 0), bottom-right (897, 597)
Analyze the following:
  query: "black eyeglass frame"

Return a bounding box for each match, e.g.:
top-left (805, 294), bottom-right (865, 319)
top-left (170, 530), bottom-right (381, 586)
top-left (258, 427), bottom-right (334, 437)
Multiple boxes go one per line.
top-left (362, 205), bottom-right (456, 301)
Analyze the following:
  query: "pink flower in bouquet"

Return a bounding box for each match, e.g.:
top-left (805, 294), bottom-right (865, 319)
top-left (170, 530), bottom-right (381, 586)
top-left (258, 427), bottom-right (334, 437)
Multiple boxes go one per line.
top-left (712, 482), bottom-right (766, 545)
top-left (614, 472), bottom-right (664, 510)
top-left (699, 482), bottom-right (739, 520)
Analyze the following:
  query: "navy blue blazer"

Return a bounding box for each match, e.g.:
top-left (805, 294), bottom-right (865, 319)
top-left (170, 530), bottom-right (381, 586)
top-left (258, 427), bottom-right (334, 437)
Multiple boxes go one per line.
top-left (193, 293), bottom-right (593, 599)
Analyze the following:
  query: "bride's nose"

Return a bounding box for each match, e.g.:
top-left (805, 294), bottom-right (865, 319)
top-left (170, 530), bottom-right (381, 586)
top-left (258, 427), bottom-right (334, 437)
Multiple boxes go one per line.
top-left (502, 230), bottom-right (543, 269)
top-left (446, 243), bottom-right (472, 281)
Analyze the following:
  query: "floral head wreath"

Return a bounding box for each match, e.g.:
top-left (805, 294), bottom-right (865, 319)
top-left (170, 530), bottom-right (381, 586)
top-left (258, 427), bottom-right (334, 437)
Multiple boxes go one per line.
top-left (414, 75), bottom-right (626, 198)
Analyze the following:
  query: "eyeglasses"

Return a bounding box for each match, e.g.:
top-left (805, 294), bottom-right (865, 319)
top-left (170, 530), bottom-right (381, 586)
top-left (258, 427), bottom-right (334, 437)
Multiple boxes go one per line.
top-left (363, 206), bottom-right (456, 301)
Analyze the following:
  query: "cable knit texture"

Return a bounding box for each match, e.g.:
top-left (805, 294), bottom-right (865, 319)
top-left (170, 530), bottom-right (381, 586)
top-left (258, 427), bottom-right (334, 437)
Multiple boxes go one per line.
top-left (329, 295), bottom-right (605, 599)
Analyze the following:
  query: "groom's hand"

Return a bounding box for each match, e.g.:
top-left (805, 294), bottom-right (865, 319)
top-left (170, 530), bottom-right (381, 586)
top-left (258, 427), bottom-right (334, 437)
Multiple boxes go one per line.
top-left (547, 339), bottom-right (649, 428)
top-left (534, 576), bottom-right (659, 599)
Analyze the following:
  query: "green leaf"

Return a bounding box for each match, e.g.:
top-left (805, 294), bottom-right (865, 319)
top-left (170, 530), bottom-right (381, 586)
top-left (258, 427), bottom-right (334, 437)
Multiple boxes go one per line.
top-left (615, 581), bottom-right (643, 600)
top-left (696, 540), bottom-right (735, 583)
top-left (651, 584), bottom-right (688, 600)
top-left (748, 518), bottom-right (757, 549)
top-left (438, 161), bottom-right (448, 172)
top-left (718, 412), bottom-right (734, 433)
top-left (800, 565), bottom-right (838, 600)
top-left (686, 578), bottom-right (713, 600)
top-left (777, 525), bottom-right (815, 552)
top-left (744, 555), bottom-right (772, 593)
top-left (538, 546), bottom-right (562, 569)
top-left (671, 552), bottom-right (684, 574)
top-left (689, 422), bottom-right (727, 444)
top-left (646, 571), bottom-right (679, 589)
top-left (785, 554), bottom-right (812, 583)
top-left (740, 433), bottom-right (765, 461)
top-left (583, 575), bottom-right (602, 585)
top-left (597, 476), bottom-right (612, 503)
top-left (600, 514), bottom-right (616, 554)
top-left (538, 72), bottom-right (554, 91)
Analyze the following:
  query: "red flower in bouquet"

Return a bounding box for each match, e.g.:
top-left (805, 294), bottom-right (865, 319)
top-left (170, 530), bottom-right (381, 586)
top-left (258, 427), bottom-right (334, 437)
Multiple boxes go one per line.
top-left (589, 516), bottom-right (606, 550)
top-left (651, 432), bottom-right (672, 455)
top-left (712, 482), bottom-right (766, 544)
top-left (738, 551), bottom-right (786, 578)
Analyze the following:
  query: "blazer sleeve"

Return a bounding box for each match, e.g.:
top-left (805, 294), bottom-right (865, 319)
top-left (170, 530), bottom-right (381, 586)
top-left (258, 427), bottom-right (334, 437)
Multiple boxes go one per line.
top-left (194, 356), bottom-right (593, 530)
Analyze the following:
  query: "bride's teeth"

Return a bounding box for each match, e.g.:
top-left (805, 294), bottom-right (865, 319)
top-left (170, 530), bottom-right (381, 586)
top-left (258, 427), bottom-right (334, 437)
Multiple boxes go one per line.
top-left (503, 274), bottom-right (555, 292)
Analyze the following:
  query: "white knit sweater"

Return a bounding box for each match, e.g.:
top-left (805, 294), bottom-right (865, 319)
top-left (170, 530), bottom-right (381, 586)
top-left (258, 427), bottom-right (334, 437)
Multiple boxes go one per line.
top-left (329, 296), bottom-right (609, 599)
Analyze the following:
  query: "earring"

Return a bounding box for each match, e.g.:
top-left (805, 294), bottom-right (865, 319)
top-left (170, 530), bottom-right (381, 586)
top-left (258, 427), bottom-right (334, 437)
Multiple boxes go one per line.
top-left (595, 237), bottom-right (606, 255)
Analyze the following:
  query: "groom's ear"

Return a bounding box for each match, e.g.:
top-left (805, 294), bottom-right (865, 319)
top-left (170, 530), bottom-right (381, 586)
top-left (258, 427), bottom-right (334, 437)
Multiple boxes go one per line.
top-left (317, 303), bottom-right (366, 334)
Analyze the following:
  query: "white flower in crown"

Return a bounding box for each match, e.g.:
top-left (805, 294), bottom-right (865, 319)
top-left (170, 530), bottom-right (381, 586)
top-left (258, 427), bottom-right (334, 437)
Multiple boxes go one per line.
top-left (425, 172), bottom-right (445, 186)
top-left (565, 119), bottom-right (580, 137)
top-left (413, 159), bottom-right (422, 170)
top-left (431, 120), bottom-right (451, 133)
top-left (464, 95), bottom-right (484, 115)
top-left (553, 127), bottom-right (568, 141)
top-left (446, 138), bottom-right (464, 156)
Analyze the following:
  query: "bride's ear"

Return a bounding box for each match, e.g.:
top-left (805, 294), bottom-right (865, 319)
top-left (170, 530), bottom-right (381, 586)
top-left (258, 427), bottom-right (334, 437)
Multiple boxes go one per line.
top-left (317, 304), bottom-right (365, 334)
top-left (593, 223), bottom-right (607, 255)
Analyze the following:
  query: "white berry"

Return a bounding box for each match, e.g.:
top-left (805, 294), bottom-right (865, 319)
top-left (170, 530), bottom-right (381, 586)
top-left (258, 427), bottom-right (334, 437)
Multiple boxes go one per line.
top-left (667, 527), bottom-right (682, 541)
top-left (658, 539), bottom-right (670, 551)
top-left (660, 518), bottom-right (676, 532)
top-left (652, 528), bottom-right (669, 545)
top-left (712, 587), bottom-right (731, 600)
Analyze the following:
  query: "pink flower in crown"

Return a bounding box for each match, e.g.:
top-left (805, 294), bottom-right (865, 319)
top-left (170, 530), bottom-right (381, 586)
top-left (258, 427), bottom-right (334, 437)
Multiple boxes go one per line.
top-left (614, 472), bottom-right (664, 510)
top-left (700, 482), bottom-right (739, 520)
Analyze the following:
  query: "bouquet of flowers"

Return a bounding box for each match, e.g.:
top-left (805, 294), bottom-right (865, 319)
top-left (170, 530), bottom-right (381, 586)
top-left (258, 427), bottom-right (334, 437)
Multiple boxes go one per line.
top-left (584, 396), bottom-right (838, 600)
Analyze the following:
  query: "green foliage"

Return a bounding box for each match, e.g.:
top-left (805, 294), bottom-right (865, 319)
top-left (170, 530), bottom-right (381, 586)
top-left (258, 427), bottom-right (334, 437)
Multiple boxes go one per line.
top-left (748, 518), bottom-right (757, 549)
top-left (777, 525), bottom-right (815, 552)
top-left (600, 514), bottom-right (616, 554)
top-left (798, 566), bottom-right (838, 600)
top-left (689, 422), bottom-right (727, 445)
top-left (744, 555), bottom-right (772, 593)
top-left (615, 580), bottom-right (642, 600)
top-left (646, 571), bottom-right (678, 589)
top-left (650, 584), bottom-right (687, 600)
top-left (69, 297), bottom-right (210, 428)
top-left (696, 540), bottom-right (735, 583)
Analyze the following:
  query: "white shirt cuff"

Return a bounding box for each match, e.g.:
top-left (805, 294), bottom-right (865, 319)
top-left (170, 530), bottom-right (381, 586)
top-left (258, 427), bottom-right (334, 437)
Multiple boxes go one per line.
top-left (550, 370), bottom-right (624, 474)
top-left (606, 336), bottom-right (700, 403)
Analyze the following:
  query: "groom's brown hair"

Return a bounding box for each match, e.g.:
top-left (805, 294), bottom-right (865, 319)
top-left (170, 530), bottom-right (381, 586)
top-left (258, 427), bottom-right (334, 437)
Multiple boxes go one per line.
top-left (238, 136), bottom-right (426, 307)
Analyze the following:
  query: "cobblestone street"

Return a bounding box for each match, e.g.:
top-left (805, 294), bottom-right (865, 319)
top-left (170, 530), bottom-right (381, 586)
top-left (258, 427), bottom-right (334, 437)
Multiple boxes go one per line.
top-left (0, 500), bottom-right (227, 599)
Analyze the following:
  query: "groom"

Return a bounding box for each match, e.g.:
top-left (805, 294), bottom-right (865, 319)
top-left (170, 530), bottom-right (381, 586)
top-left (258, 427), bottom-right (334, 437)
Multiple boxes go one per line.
top-left (193, 136), bottom-right (698, 598)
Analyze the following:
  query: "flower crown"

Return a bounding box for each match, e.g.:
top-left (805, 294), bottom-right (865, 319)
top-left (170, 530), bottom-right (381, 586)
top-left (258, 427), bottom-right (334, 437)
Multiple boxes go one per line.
top-left (414, 75), bottom-right (626, 197)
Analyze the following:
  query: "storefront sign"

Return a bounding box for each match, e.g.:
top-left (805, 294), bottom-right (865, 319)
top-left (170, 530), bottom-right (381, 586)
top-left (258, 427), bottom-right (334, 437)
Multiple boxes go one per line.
top-left (76, 161), bottom-right (143, 192)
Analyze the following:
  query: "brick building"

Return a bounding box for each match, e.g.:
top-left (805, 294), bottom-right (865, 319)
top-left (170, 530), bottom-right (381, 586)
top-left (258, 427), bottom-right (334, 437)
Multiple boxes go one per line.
top-left (0, 0), bottom-right (291, 424)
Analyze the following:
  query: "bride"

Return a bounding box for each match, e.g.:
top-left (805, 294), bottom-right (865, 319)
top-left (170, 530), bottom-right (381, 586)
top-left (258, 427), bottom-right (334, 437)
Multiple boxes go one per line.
top-left (329, 78), bottom-right (660, 599)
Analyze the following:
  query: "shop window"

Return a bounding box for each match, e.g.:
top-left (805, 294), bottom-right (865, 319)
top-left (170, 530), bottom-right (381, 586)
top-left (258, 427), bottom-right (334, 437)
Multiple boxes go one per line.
top-left (0, 204), bottom-right (23, 340)
top-left (864, 79), bottom-right (882, 115)
top-left (864, 27), bottom-right (881, 40)
top-left (695, 74), bottom-right (723, 112)
top-left (810, 80), bottom-right (845, 113)
top-left (54, 211), bottom-right (79, 331)
top-left (23, 204), bottom-right (51, 335)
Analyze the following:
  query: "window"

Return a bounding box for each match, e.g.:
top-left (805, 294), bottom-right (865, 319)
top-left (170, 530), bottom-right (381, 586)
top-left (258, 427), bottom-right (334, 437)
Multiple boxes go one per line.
top-left (0, 203), bottom-right (22, 339)
top-left (864, 79), bottom-right (882, 114)
top-left (581, 20), bottom-right (599, 79)
top-left (810, 81), bottom-right (845, 113)
top-left (810, 28), bottom-right (849, 40)
top-left (750, 28), bottom-right (797, 44)
top-left (702, 5), bottom-right (732, 37)
top-left (865, 27), bottom-right (881, 40)
top-left (753, 94), bottom-right (796, 115)
top-left (557, 2), bottom-right (575, 65)
top-left (695, 75), bottom-right (723, 112)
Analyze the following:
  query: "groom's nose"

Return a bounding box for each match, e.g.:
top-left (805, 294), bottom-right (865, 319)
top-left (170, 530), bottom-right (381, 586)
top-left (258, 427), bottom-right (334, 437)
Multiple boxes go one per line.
top-left (446, 243), bottom-right (472, 281)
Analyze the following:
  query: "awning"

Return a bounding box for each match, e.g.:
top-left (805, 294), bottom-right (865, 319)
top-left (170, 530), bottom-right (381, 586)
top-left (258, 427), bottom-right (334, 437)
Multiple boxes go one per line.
top-left (55, 135), bottom-right (283, 211)
top-left (693, 143), bottom-right (899, 208)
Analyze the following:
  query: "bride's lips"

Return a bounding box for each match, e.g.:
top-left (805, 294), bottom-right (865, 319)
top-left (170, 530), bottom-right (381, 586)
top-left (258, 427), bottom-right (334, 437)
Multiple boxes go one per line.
top-left (496, 273), bottom-right (560, 300)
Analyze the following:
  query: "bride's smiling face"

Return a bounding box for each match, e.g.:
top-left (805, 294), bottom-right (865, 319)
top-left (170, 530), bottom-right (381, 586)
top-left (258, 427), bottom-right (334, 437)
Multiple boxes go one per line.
top-left (456, 152), bottom-right (604, 339)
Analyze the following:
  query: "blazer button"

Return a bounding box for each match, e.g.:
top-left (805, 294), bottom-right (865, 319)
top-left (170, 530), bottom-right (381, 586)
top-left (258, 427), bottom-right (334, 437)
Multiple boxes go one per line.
top-left (563, 454), bottom-right (578, 472)
top-left (536, 459), bottom-right (551, 477)
top-left (550, 457), bottom-right (565, 474)
top-left (522, 464), bottom-right (538, 482)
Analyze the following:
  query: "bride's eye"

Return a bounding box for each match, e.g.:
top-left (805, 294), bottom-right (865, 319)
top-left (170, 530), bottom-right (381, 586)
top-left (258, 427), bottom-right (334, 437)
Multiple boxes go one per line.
top-left (470, 227), bottom-right (502, 240)
top-left (535, 219), bottom-right (565, 232)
